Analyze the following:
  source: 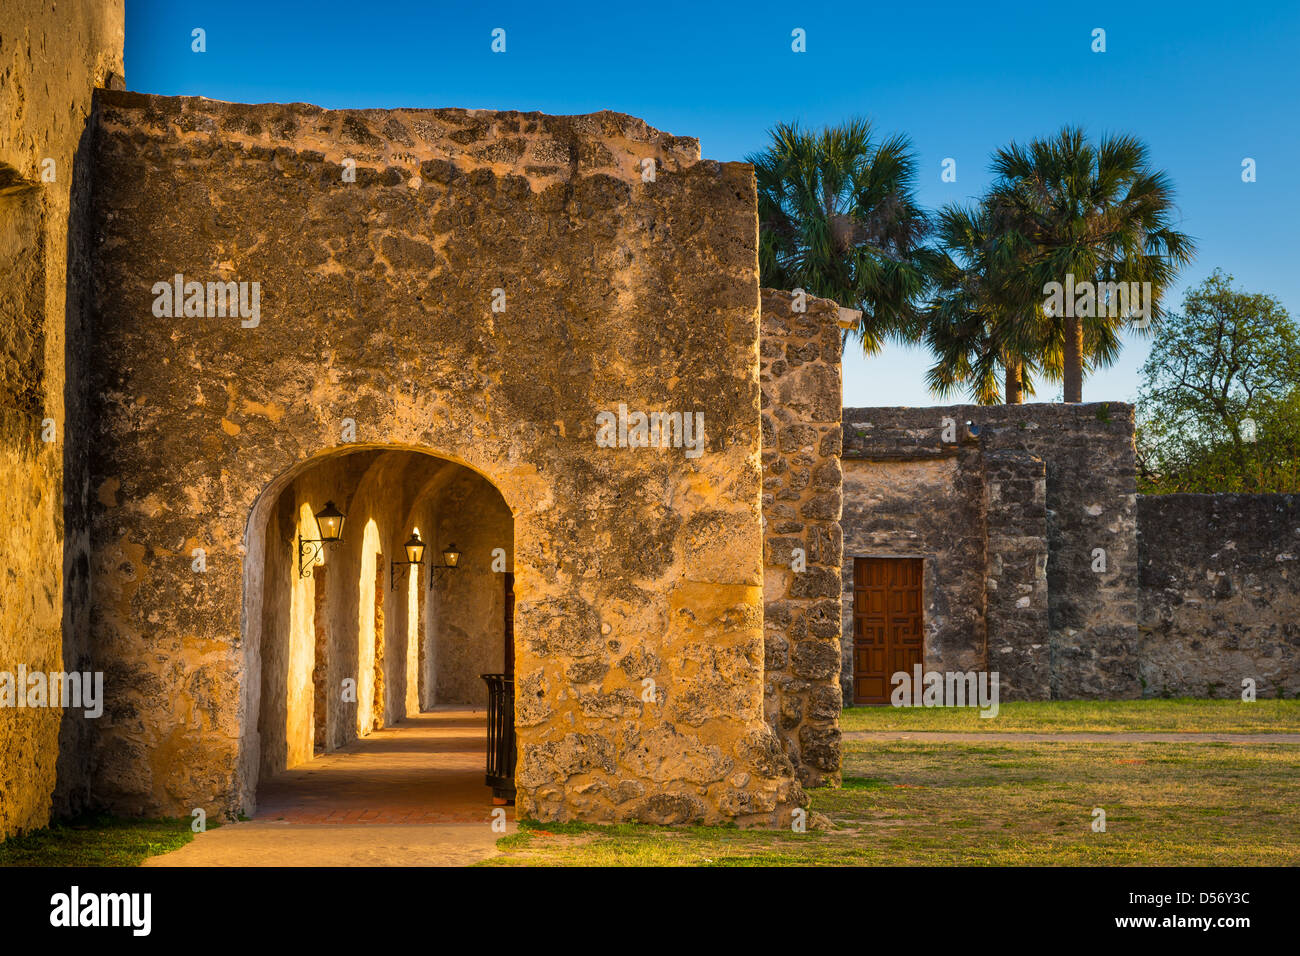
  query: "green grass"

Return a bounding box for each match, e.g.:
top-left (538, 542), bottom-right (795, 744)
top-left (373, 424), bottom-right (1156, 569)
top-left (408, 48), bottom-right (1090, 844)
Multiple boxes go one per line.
top-left (484, 737), bottom-right (1300, 866)
top-left (841, 698), bottom-right (1300, 734)
top-left (0, 814), bottom-right (210, 867)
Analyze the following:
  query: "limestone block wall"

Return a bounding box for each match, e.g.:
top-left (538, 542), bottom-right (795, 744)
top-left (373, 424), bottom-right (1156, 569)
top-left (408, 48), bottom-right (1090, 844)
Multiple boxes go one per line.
top-left (841, 403), bottom-right (1139, 700)
top-left (84, 92), bottom-right (801, 826)
top-left (839, 452), bottom-right (988, 700)
top-left (0, 0), bottom-right (123, 838)
top-left (759, 289), bottom-right (844, 788)
top-left (1138, 494), bottom-right (1299, 698)
top-left (1018, 406), bottom-right (1141, 698)
top-left (984, 451), bottom-right (1050, 699)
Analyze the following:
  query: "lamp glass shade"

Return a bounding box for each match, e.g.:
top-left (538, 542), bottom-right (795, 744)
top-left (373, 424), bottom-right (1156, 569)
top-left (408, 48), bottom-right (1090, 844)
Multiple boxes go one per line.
top-left (404, 532), bottom-right (426, 565)
top-left (315, 501), bottom-right (345, 542)
top-left (442, 544), bottom-right (460, 568)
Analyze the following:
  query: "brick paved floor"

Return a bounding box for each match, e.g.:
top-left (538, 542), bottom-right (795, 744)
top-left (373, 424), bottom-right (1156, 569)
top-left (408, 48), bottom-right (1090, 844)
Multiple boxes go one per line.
top-left (144, 706), bottom-right (511, 866)
top-left (255, 706), bottom-right (503, 823)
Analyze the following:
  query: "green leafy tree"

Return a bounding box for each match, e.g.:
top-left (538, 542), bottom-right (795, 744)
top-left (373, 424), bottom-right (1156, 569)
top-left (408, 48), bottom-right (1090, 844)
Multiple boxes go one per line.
top-left (988, 127), bottom-right (1196, 402)
top-left (750, 119), bottom-right (932, 353)
top-left (1137, 270), bottom-right (1300, 492)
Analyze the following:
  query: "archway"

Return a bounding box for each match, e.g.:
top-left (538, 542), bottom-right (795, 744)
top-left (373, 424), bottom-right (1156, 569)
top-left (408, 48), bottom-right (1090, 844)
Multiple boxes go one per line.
top-left (238, 446), bottom-right (514, 816)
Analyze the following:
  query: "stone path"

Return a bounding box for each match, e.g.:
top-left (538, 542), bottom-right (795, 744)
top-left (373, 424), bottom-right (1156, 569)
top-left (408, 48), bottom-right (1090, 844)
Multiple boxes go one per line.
top-left (845, 731), bottom-right (1300, 743)
top-left (144, 708), bottom-right (512, 867)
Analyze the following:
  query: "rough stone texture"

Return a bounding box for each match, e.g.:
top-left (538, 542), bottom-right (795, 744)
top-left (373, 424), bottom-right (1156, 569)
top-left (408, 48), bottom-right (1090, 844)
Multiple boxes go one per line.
top-left (83, 91), bottom-right (802, 826)
top-left (841, 403), bottom-right (1140, 700)
top-left (840, 455), bottom-right (988, 691)
top-left (759, 290), bottom-right (843, 787)
top-left (984, 452), bottom-right (1050, 699)
top-left (0, 0), bottom-right (124, 839)
top-left (1138, 494), bottom-right (1299, 698)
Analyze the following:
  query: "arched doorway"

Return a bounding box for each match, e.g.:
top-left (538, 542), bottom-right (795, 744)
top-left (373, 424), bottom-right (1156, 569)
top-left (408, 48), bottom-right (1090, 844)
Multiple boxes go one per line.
top-left (238, 445), bottom-right (514, 816)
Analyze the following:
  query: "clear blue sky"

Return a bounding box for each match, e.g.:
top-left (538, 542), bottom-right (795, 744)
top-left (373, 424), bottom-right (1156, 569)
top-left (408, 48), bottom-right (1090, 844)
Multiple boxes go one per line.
top-left (124, 0), bottom-right (1300, 407)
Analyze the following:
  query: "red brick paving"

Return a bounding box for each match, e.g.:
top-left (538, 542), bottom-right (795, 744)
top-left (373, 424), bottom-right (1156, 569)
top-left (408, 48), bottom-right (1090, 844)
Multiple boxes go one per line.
top-left (254, 707), bottom-right (508, 825)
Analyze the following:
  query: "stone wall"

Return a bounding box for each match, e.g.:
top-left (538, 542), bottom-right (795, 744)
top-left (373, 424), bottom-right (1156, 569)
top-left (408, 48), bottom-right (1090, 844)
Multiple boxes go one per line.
top-left (83, 92), bottom-right (802, 826)
top-left (984, 452), bottom-right (1050, 699)
top-left (1138, 494), bottom-right (1299, 698)
top-left (840, 453), bottom-right (988, 696)
top-left (759, 289), bottom-right (844, 787)
top-left (841, 403), bottom-right (1139, 700)
top-left (0, 0), bottom-right (123, 838)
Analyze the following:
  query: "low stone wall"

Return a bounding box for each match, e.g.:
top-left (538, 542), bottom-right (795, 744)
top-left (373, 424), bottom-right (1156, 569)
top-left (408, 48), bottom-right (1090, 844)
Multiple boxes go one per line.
top-left (760, 289), bottom-right (843, 787)
top-left (1138, 494), bottom-right (1300, 698)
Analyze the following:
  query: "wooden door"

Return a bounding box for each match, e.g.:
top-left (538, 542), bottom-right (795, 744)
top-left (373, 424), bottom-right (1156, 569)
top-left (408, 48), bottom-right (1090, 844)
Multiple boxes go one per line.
top-left (853, 557), bottom-right (924, 705)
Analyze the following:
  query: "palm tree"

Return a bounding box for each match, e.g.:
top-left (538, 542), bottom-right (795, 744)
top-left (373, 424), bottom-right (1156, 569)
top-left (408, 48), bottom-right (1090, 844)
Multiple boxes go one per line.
top-left (749, 119), bottom-right (931, 353)
top-left (987, 127), bottom-right (1195, 402)
top-left (922, 202), bottom-right (1054, 404)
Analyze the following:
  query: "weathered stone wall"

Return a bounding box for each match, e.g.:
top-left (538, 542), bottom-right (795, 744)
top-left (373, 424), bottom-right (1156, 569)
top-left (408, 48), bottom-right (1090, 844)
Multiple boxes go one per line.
top-left (840, 454), bottom-right (988, 701)
top-left (0, 0), bottom-right (123, 838)
top-left (84, 92), bottom-right (801, 825)
top-left (841, 403), bottom-right (1139, 700)
top-left (984, 452), bottom-right (1050, 699)
top-left (1138, 494), bottom-right (1299, 698)
top-left (759, 289), bottom-right (843, 788)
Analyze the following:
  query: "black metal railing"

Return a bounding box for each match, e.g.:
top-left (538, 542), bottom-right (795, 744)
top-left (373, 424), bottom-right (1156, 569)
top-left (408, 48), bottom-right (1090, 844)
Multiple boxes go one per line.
top-left (481, 673), bottom-right (516, 802)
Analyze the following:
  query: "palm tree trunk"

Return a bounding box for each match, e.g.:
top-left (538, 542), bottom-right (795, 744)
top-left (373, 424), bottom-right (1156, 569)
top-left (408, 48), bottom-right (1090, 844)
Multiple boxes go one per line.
top-left (1005, 357), bottom-right (1024, 404)
top-left (1063, 315), bottom-right (1084, 402)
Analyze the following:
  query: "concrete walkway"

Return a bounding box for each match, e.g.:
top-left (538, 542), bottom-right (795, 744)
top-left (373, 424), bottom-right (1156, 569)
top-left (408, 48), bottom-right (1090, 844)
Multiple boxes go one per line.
top-left (145, 708), bottom-right (513, 867)
top-left (845, 731), bottom-right (1300, 743)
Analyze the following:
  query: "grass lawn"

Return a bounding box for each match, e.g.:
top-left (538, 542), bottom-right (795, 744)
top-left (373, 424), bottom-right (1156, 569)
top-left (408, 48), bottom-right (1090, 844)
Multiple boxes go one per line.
top-left (485, 738), bottom-right (1300, 866)
top-left (841, 698), bottom-right (1300, 734)
top-left (487, 699), bottom-right (1300, 865)
top-left (0, 814), bottom-right (207, 867)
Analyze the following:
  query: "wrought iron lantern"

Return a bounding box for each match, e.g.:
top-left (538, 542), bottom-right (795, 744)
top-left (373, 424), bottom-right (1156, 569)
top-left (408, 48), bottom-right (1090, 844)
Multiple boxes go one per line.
top-left (429, 542), bottom-right (461, 586)
top-left (298, 500), bottom-right (346, 578)
top-left (391, 530), bottom-right (426, 589)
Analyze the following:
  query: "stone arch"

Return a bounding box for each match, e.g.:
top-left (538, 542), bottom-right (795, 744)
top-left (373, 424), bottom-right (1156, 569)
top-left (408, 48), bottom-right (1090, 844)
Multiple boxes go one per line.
top-left (86, 91), bottom-right (804, 826)
top-left (236, 443), bottom-right (517, 814)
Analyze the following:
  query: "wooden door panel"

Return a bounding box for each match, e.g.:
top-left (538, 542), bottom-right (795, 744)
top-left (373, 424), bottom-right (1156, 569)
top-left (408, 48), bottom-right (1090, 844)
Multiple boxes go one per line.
top-left (852, 557), bottom-right (924, 705)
